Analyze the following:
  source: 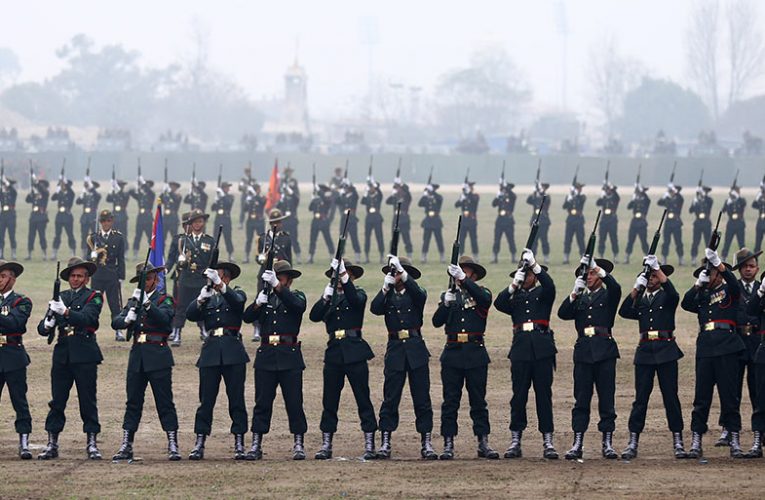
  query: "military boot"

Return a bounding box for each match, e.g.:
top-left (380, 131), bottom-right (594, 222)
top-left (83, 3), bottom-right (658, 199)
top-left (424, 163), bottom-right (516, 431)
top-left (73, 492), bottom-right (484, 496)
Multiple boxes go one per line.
top-left (307, 254), bottom-right (314, 264)
top-left (621, 432), bottom-right (639, 460)
top-left (439, 252), bottom-right (445, 263)
top-left (38, 432), bottom-right (59, 460)
top-left (188, 434), bottom-right (206, 460)
top-left (421, 252), bottom-right (427, 264)
top-left (376, 431), bottom-right (392, 459)
top-left (563, 254), bottom-right (569, 265)
top-left (687, 431), bottom-right (703, 459)
top-left (51, 248), bottom-right (58, 260)
top-left (715, 428), bottom-right (730, 447)
top-left (24, 251), bottom-right (31, 261)
top-left (543, 254), bottom-right (550, 265)
top-left (543, 432), bottom-right (559, 459)
top-left (439, 435), bottom-right (454, 460)
top-left (112, 429), bottom-right (135, 460)
top-left (234, 433), bottom-right (246, 460)
top-left (363, 432), bottom-right (376, 460)
top-left (420, 432), bottom-right (437, 460)
top-left (354, 252), bottom-right (361, 263)
top-left (730, 431), bottom-right (745, 458)
top-left (18, 433), bottom-right (32, 460)
top-left (42, 249), bottom-right (48, 261)
top-left (673, 432), bottom-right (688, 459)
top-left (504, 430), bottom-right (522, 458)
top-left (171, 328), bottom-right (181, 347)
top-left (491, 253), bottom-right (498, 264)
top-left (86, 432), bottom-right (102, 460)
top-left (678, 255), bottom-right (685, 267)
top-left (511, 252), bottom-right (517, 262)
top-left (602, 431), bottom-right (617, 459)
top-left (315, 432), bottom-right (333, 460)
top-left (477, 435), bottom-right (499, 459)
top-left (167, 430), bottom-right (181, 461)
top-left (11, 248), bottom-right (16, 260)
top-left (623, 253), bottom-right (630, 264)
top-left (243, 253), bottom-right (250, 264)
top-left (745, 431), bottom-right (763, 458)
top-left (565, 432), bottom-right (584, 460)
top-left (293, 434), bottom-right (306, 460)
top-left (246, 432), bottom-right (263, 460)
top-left (296, 253), bottom-right (302, 265)
top-left (379, 253), bottom-right (385, 264)
top-left (363, 253), bottom-right (370, 264)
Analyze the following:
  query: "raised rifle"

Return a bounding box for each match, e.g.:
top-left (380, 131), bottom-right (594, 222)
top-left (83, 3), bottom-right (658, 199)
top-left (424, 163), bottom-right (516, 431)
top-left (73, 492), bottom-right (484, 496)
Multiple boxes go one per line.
top-left (343, 159), bottom-right (349, 183)
top-left (603, 160), bottom-right (610, 188)
top-left (395, 157), bottom-right (402, 182)
top-left (446, 215), bottom-right (463, 322)
top-left (367, 156), bottom-right (374, 186)
top-left (571, 164), bottom-right (580, 187)
top-left (698, 169), bottom-right (704, 188)
top-left (427, 166), bottom-right (434, 186)
top-left (534, 158), bottom-right (542, 192)
top-left (191, 163), bottom-right (197, 191)
top-left (669, 160), bottom-right (677, 185)
top-left (326, 210), bottom-right (352, 314)
top-left (45, 261), bottom-right (61, 345)
top-left (262, 226), bottom-right (277, 297)
top-left (464, 167), bottom-right (470, 185)
top-left (126, 248), bottom-right (152, 342)
top-left (634, 163), bottom-right (642, 196)
top-left (575, 210), bottom-right (602, 294)
top-left (518, 196), bottom-right (546, 272)
top-left (704, 211), bottom-right (724, 278)
top-left (136, 157), bottom-right (143, 187)
top-left (59, 158), bottom-right (66, 188)
top-left (204, 225), bottom-right (224, 293)
top-left (217, 163), bottom-right (223, 189)
top-left (312, 162), bottom-right (317, 196)
top-left (500, 160), bottom-right (506, 188)
top-left (385, 202), bottom-right (402, 295)
top-left (634, 209), bottom-right (668, 302)
top-left (731, 169), bottom-right (740, 191)
top-left (164, 158), bottom-right (169, 187)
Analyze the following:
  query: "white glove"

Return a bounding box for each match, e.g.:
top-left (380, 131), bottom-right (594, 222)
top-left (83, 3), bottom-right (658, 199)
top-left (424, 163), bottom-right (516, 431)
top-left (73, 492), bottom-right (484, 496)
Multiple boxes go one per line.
top-left (323, 284), bottom-right (334, 301)
top-left (572, 276), bottom-right (586, 296)
top-left (44, 316), bottom-right (56, 329)
top-left (256, 291), bottom-right (269, 305)
top-left (330, 258), bottom-right (347, 275)
top-left (216, 188), bottom-right (224, 197)
top-left (262, 269), bottom-right (278, 287)
top-left (124, 308), bottom-right (137, 324)
top-left (731, 190), bottom-right (740, 199)
top-left (448, 264), bottom-right (466, 281)
top-left (49, 299), bottom-right (66, 315)
top-left (177, 253), bottom-right (187, 264)
top-left (425, 185), bottom-right (433, 193)
top-left (387, 255), bottom-right (404, 273)
top-left (90, 251), bottom-right (98, 260)
top-left (382, 273), bottom-right (396, 293)
top-left (394, 177), bottom-right (402, 185)
top-left (131, 288), bottom-right (143, 301)
top-left (204, 268), bottom-right (222, 285)
top-left (758, 280), bottom-right (765, 298)
top-left (579, 255), bottom-right (596, 269)
top-left (247, 185), bottom-right (256, 195)
top-left (443, 290), bottom-right (456, 305)
top-left (644, 254), bottom-right (660, 271)
top-left (634, 274), bottom-right (648, 290)
top-left (705, 248), bottom-right (721, 267)
top-left (509, 269), bottom-right (525, 293)
top-left (695, 269), bottom-right (710, 287)
top-left (197, 286), bottom-right (213, 302)
top-left (521, 248), bottom-right (537, 267)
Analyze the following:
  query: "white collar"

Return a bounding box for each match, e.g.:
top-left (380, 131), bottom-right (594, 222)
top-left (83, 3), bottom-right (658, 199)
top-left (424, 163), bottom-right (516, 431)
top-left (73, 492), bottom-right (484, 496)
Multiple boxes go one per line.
top-left (1, 289), bottom-right (13, 300)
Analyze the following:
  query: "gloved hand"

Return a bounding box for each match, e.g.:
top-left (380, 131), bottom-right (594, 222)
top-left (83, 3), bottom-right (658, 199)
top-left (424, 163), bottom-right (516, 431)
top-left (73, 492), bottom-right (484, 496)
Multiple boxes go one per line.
top-left (49, 299), bottom-right (66, 315)
top-left (44, 316), bottom-right (56, 330)
top-left (758, 280), bottom-right (765, 298)
top-left (262, 270), bottom-right (278, 287)
top-left (695, 269), bottom-right (710, 287)
top-left (579, 255), bottom-right (596, 269)
top-left (323, 284), bottom-right (334, 301)
top-left (204, 268), bottom-right (222, 285)
top-left (572, 276), bottom-right (586, 296)
top-left (644, 254), bottom-right (660, 271)
top-left (256, 291), bottom-right (269, 305)
top-left (131, 288), bottom-right (143, 301)
top-left (216, 188), bottom-right (224, 197)
top-left (425, 185), bottom-right (433, 193)
top-left (387, 255), bottom-right (404, 273)
top-left (509, 270), bottom-right (525, 293)
top-left (382, 273), bottom-right (396, 293)
top-left (705, 248), bottom-right (721, 267)
top-left (731, 190), bottom-right (740, 199)
top-left (443, 290), bottom-right (456, 305)
top-left (90, 251), bottom-right (98, 260)
top-left (448, 264), bottom-right (466, 281)
top-left (634, 274), bottom-right (648, 290)
top-left (177, 253), bottom-right (187, 264)
top-left (330, 258), bottom-right (346, 274)
top-left (522, 248), bottom-right (537, 267)
top-left (197, 286), bottom-right (213, 302)
top-left (124, 308), bottom-right (137, 324)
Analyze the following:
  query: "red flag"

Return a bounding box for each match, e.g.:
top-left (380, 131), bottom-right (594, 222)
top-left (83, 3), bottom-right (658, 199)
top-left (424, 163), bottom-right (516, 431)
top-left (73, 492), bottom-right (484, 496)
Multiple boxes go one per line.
top-left (265, 158), bottom-right (281, 211)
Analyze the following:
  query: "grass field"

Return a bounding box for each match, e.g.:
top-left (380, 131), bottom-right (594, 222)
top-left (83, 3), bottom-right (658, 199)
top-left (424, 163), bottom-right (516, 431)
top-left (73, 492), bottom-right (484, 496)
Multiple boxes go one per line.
top-left (0, 183), bottom-right (764, 499)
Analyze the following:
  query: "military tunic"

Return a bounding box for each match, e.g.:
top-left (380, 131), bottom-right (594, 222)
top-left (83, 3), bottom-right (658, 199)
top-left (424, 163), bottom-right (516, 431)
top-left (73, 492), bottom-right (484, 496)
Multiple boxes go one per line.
top-left (166, 232), bottom-right (215, 329)
top-left (733, 278), bottom-right (760, 427)
top-left (26, 183), bottom-right (49, 255)
top-left (308, 194), bottom-right (335, 258)
top-left (76, 188), bottom-right (100, 255)
top-left (455, 192), bottom-right (480, 256)
top-left (89, 230), bottom-right (126, 324)
top-left (106, 190), bottom-right (130, 238)
top-left (386, 186), bottom-right (413, 256)
top-left (689, 194), bottom-right (713, 262)
top-left (563, 192), bottom-right (586, 256)
top-left (596, 191), bottom-right (620, 257)
top-left (52, 186), bottom-right (76, 253)
top-left (418, 191), bottom-right (444, 256)
top-left (211, 193), bottom-right (235, 256)
top-left (625, 192), bottom-right (651, 257)
top-left (130, 185), bottom-right (155, 253)
top-left (184, 186), bottom-right (208, 212)
top-left (0, 184), bottom-right (18, 256)
top-left (657, 192), bottom-right (684, 261)
top-left (0, 291), bottom-right (33, 434)
top-left (361, 189), bottom-right (384, 259)
top-left (491, 189), bottom-right (517, 259)
top-left (722, 197), bottom-right (747, 259)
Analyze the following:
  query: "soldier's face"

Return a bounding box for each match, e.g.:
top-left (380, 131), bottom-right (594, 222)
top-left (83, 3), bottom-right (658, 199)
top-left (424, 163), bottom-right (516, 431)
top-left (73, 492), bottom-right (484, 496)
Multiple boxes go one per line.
top-left (522, 272), bottom-right (537, 289)
top-left (462, 267), bottom-right (476, 281)
top-left (0, 270), bottom-right (15, 294)
top-left (68, 268), bottom-right (89, 289)
top-left (647, 273), bottom-right (662, 291)
top-left (100, 219), bottom-right (114, 231)
top-left (708, 268), bottom-right (724, 288)
top-left (144, 272), bottom-right (158, 292)
top-left (219, 269), bottom-right (232, 285)
top-left (191, 219), bottom-right (205, 232)
top-left (586, 269), bottom-right (602, 290)
top-left (739, 260), bottom-right (759, 281)
top-left (279, 275), bottom-right (292, 287)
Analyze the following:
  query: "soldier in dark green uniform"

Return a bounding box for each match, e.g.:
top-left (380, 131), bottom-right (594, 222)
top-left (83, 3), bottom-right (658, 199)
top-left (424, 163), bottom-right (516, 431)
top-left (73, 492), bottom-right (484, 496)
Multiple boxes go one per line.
top-left (309, 258), bottom-right (377, 460)
top-left (88, 210), bottom-right (126, 341)
top-left (418, 183), bottom-right (444, 263)
top-left (243, 260), bottom-right (308, 460)
top-left (624, 184), bottom-right (651, 264)
top-left (361, 181), bottom-right (384, 264)
top-left (745, 267), bottom-right (765, 457)
top-left (433, 256), bottom-right (499, 460)
top-left (596, 183), bottom-right (620, 261)
top-left (106, 179), bottom-right (130, 240)
top-left (308, 185), bottom-right (336, 264)
top-left (111, 262), bottom-right (180, 461)
top-left (658, 183), bottom-right (685, 266)
top-left (186, 261), bottom-right (250, 460)
top-left (242, 182), bottom-right (266, 264)
top-left (184, 181), bottom-right (208, 212)
top-left (212, 181), bottom-right (235, 261)
top-left (689, 185), bottom-right (713, 266)
top-left (26, 177), bottom-right (49, 261)
top-left (455, 182), bottom-right (480, 259)
top-left (159, 181), bottom-right (182, 248)
top-left (37, 257), bottom-right (104, 460)
top-left (51, 178), bottom-right (77, 260)
top-left (277, 166), bottom-right (301, 264)
top-left (386, 178), bottom-right (413, 259)
top-left (562, 182), bottom-right (586, 264)
top-left (130, 178), bottom-right (155, 260)
top-left (336, 179), bottom-right (362, 263)
top-left (491, 182), bottom-right (517, 263)
top-left (0, 176), bottom-right (18, 260)
top-left (0, 260), bottom-right (33, 459)
top-left (722, 186), bottom-right (747, 260)
top-left (370, 256), bottom-right (433, 459)
top-left (526, 183), bottom-right (551, 264)
top-left (76, 177), bottom-right (100, 257)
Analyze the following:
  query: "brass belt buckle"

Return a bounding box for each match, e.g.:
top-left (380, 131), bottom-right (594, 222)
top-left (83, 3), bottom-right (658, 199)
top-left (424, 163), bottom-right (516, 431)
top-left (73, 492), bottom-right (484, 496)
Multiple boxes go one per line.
top-left (699, 213), bottom-right (706, 219)
top-left (742, 325), bottom-right (753, 335)
top-left (704, 322), bottom-right (716, 331)
top-left (65, 327), bottom-right (75, 336)
top-left (732, 213), bottom-right (739, 220)
top-left (668, 213), bottom-right (675, 219)
top-left (463, 210), bottom-right (470, 216)
top-left (85, 207), bottom-right (91, 213)
top-left (140, 208), bottom-right (146, 214)
top-left (570, 209), bottom-right (577, 215)
top-left (647, 330), bottom-right (659, 340)
top-left (137, 333), bottom-right (147, 343)
top-left (335, 330), bottom-right (346, 340)
top-left (0, 334), bottom-right (7, 344)
top-left (428, 211), bottom-right (436, 217)
top-left (635, 212), bottom-right (643, 218)
top-left (457, 333), bottom-right (469, 343)
top-left (605, 209), bottom-right (612, 215)
top-left (212, 329), bottom-right (224, 337)
top-left (165, 209), bottom-right (172, 215)
top-left (761, 213), bottom-right (765, 219)
top-left (217, 209), bottom-right (224, 215)
top-left (269, 334), bottom-right (280, 345)
top-left (59, 207), bottom-right (65, 212)
top-left (314, 212), bottom-right (321, 219)
top-left (397, 330), bottom-right (409, 340)
top-left (584, 326), bottom-right (595, 337)
top-left (115, 206), bottom-right (122, 211)
top-left (499, 210), bottom-right (507, 216)
top-left (370, 208), bottom-right (377, 213)
top-left (522, 322), bottom-right (534, 332)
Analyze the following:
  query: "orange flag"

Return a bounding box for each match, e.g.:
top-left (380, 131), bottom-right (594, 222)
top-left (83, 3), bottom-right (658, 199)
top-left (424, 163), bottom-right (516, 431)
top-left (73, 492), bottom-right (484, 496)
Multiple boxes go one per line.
top-left (265, 158), bottom-right (281, 211)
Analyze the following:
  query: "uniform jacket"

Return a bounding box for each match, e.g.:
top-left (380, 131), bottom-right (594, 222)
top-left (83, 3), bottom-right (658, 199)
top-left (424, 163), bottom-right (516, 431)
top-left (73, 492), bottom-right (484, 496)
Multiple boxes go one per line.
top-left (112, 290), bottom-right (175, 372)
top-left (130, 186), bottom-right (155, 218)
top-left (257, 230), bottom-right (292, 263)
top-left (159, 191), bottom-right (182, 218)
top-left (0, 184), bottom-right (18, 213)
top-left (419, 192), bottom-right (443, 229)
top-left (26, 186), bottom-right (49, 223)
top-left (0, 291), bottom-right (32, 373)
top-left (737, 278), bottom-right (761, 359)
top-left (596, 191), bottom-right (620, 219)
top-left (627, 193), bottom-right (651, 224)
top-left (166, 232), bottom-right (215, 288)
top-left (243, 193), bottom-right (266, 222)
top-left (563, 193), bottom-right (586, 220)
top-left (37, 287), bottom-right (104, 365)
top-left (212, 193), bottom-right (234, 218)
top-left (183, 188), bottom-right (208, 212)
top-left (657, 193), bottom-right (684, 225)
top-left (386, 186), bottom-right (412, 217)
top-left (745, 289), bottom-right (765, 364)
top-left (454, 192), bottom-right (480, 221)
top-left (52, 187), bottom-right (75, 214)
top-left (689, 195), bottom-right (713, 222)
top-left (106, 190), bottom-right (130, 217)
top-left (187, 286), bottom-right (250, 368)
top-left (361, 190), bottom-right (383, 223)
top-left (492, 191), bottom-right (517, 223)
top-left (526, 192), bottom-right (551, 226)
top-left (723, 196), bottom-right (747, 222)
top-left (309, 194), bottom-right (334, 221)
top-left (76, 189), bottom-right (101, 223)
top-left (90, 230), bottom-right (126, 280)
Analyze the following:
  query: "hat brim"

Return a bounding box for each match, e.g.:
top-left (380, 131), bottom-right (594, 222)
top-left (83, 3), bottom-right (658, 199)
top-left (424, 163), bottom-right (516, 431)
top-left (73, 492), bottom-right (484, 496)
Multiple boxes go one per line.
top-left (129, 266), bottom-right (166, 283)
top-left (187, 213), bottom-right (210, 223)
top-left (169, 182), bottom-right (181, 188)
top-left (276, 269), bottom-right (301, 279)
top-left (509, 265), bottom-right (548, 278)
top-left (659, 264), bottom-right (674, 277)
top-left (733, 251), bottom-right (763, 271)
top-left (216, 262), bottom-right (241, 280)
top-left (575, 258), bottom-right (614, 276)
top-left (324, 265), bottom-right (364, 280)
top-left (460, 262), bottom-right (486, 281)
top-left (0, 262), bottom-right (23, 277)
top-left (269, 214), bottom-right (288, 223)
top-left (694, 262), bottom-right (733, 277)
top-left (61, 261), bottom-right (97, 280)
top-left (381, 264), bottom-right (421, 280)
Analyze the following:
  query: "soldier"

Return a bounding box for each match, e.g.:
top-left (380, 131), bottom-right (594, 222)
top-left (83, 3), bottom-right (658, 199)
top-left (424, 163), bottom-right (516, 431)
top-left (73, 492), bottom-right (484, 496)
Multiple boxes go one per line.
top-left (455, 181), bottom-right (480, 259)
top-left (238, 172), bottom-right (253, 231)
top-left (689, 185), bottom-right (713, 266)
top-left (307, 185), bottom-right (335, 264)
top-left (493, 249), bottom-right (559, 459)
top-left (184, 180), bottom-right (208, 212)
top-left (88, 210), bottom-right (126, 342)
top-left (596, 183), bottom-right (620, 261)
top-left (76, 177), bottom-right (100, 257)
top-left (526, 183), bottom-right (551, 264)
top-left (130, 178), bottom-right (155, 260)
top-left (557, 257), bottom-right (622, 460)
top-left (433, 256), bottom-right (499, 460)
top-left (491, 182), bottom-right (517, 264)
top-left (159, 181), bottom-right (182, 247)
top-left (51, 178), bottom-right (77, 260)
top-left (722, 185), bottom-right (747, 260)
top-left (370, 256), bottom-right (433, 459)
top-left (657, 183), bottom-right (685, 266)
top-left (186, 261), bottom-right (250, 460)
top-left (753, 182), bottom-right (765, 253)
top-left (624, 184), bottom-right (650, 264)
top-left (165, 209), bottom-right (214, 346)
top-left (361, 181), bottom-right (384, 264)
top-left (562, 182), bottom-right (586, 264)
top-left (26, 177), bottom-right (50, 261)
top-left (111, 262), bottom-right (181, 461)
top-left (680, 248), bottom-right (747, 458)
top-left (418, 182), bottom-right (445, 264)
top-left (211, 181), bottom-right (235, 261)
top-left (617, 256), bottom-right (687, 459)
top-left (329, 167), bottom-right (344, 192)
top-left (106, 179), bottom-right (130, 239)
top-left (386, 178), bottom-right (413, 259)
top-left (257, 209), bottom-right (293, 266)
top-left (242, 182), bottom-right (266, 264)
top-left (745, 267), bottom-right (765, 457)
top-left (0, 176), bottom-right (18, 260)
top-left (0, 260), bottom-right (33, 459)
top-left (243, 260), bottom-right (308, 460)
top-left (309, 258), bottom-right (377, 460)
top-left (336, 178), bottom-right (362, 262)
top-left (278, 165), bottom-right (302, 264)
top-left (37, 257), bottom-right (105, 460)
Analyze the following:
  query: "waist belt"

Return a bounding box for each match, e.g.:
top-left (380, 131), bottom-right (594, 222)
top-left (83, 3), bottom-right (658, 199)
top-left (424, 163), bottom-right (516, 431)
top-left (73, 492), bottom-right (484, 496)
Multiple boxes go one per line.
top-left (261, 333), bottom-right (299, 346)
top-left (115, 206), bottom-right (122, 212)
top-left (702, 321), bottom-right (736, 332)
top-left (732, 213), bottom-right (740, 220)
top-left (58, 206), bottom-right (66, 212)
top-left (667, 212), bottom-right (677, 219)
top-left (369, 208), bottom-right (377, 213)
top-left (698, 213), bottom-right (707, 219)
top-left (578, 326), bottom-right (612, 338)
top-left (463, 210), bottom-right (473, 218)
top-left (569, 209), bottom-right (579, 215)
top-left (58, 326), bottom-right (96, 339)
top-left (139, 208), bottom-right (147, 214)
top-left (388, 329), bottom-right (422, 340)
top-left (427, 211), bottom-right (437, 217)
top-left (512, 320), bottom-right (550, 334)
top-left (207, 327), bottom-right (241, 338)
top-left (634, 212), bottom-right (643, 218)
top-left (217, 209), bottom-right (225, 215)
top-left (1, 205), bottom-right (14, 211)
top-left (164, 209), bottom-right (172, 215)
top-left (32, 207), bottom-right (45, 213)
top-left (0, 333), bottom-right (23, 346)
top-left (499, 210), bottom-right (511, 217)
top-left (134, 333), bottom-right (169, 345)
top-left (329, 329), bottom-right (361, 340)
top-left (446, 332), bottom-right (484, 343)
top-left (639, 330), bottom-right (675, 342)
top-left (604, 208), bottom-right (613, 215)
top-left (738, 325), bottom-right (756, 335)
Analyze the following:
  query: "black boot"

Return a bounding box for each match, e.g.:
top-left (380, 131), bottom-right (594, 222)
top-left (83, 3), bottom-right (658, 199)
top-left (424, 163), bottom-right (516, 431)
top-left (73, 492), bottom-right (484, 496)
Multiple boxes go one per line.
top-left (730, 431), bottom-right (745, 458)
top-left (38, 432), bottom-right (59, 460)
top-left (620, 432), bottom-right (639, 460)
top-left (673, 432), bottom-right (688, 459)
top-left (18, 434), bottom-right (31, 460)
top-left (189, 434), bottom-right (206, 460)
top-left (293, 434), bottom-right (306, 460)
top-left (504, 430), bottom-right (522, 458)
top-left (171, 328), bottom-right (181, 347)
top-left (86, 432), bottom-right (102, 460)
top-left (246, 433), bottom-right (263, 460)
top-left (477, 435), bottom-right (499, 459)
top-left (715, 427), bottom-right (730, 447)
top-left (565, 432), bottom-right (584, 460)
top-left (745, 430), bottom-right (763, 458)
top-left (687, 431), bottom-right (703, 459)
top-left (234, 433), bottom-right (246, 460)
top-left (420, 432), bottom-right (437, 460)
top-left (563, 254), bottom-right (569, 265)
top-left (112, 429), bottom-right (135, 460)
top-left (363, 432), bottom-right (376, 460)
top-left (315, 432), bottom-right (333, 460)
top-left (376, 431), bottom-right (392, 459)
top-left (602, 431), bottom-right (617, 459)
top-left (167, 430), bottom-right (181, 461)
top-left (439, 435), bottom-right (454, 460)
top-left (543, 432), bottom-right (559, 459)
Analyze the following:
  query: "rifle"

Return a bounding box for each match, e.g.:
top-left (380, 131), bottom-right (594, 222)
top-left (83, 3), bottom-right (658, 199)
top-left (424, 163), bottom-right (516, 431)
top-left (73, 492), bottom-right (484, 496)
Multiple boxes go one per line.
top-left (634, 163), bottom-right (643, 196)
top-left (45, 261), bottom-right (61, 345)
top-left (217, 163), bottom-right (223, 189)
top-left (395, 157), bottom-right (402, 182)
top-left (367, 156), bottom-right (374, 186)
top-left (126, 248), bottom-right (152, 342)
top-left (312, 162), bottom-right (317, 196)
top-left (385, 202), bottom-right (402, 294)
top-left (191, 163), bottom-right (198, 190)
top-left (327, 210), bottom-right (352, 313)
top-left (500, 160), bottom-right (506, 188)
top-left (731, 169), bottom-right (740, 191)
top-left (137, 157), bottom-right (142, 187)
top-left (446, 215), bottom-right (463, 322)
top-left (427, 166), bottom-right (434, 186)
top-left (698, 169), bottom-right (704, 188)
top-left (262, 226), bottom-right (277, 297)
top-left (164, 158), bottom-right (169, 187)
top-left (343, 159), bottom-right (349, 183)
top-left (704, 211), bottom-right (724, 278)
top-left (464, 167), bottom-right (470, 185)
top-left (575, 210), bottom-right (602, 294)
top-left (111, 164), bottom-right (117, 195)
top-left (59, 158), bottom-right (66, 188)
top-left (204, 225), bottom-right (224, 292)
top-left (669, 160), bottom-right (677, 185)
top-left (634, 209), bottom-right (668, 302)
top-left (535, 158), bottom-right (542, 192)
top-left (571, 164), bottom-right (580, 186)
top-left (518, 196), bottom-right (546, 272)
top-left (603, 160), bottom-right (611, 188)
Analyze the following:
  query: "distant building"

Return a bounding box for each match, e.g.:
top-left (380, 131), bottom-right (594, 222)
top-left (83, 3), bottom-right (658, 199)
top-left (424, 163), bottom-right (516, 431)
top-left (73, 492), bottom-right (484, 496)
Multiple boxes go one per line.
top-left (260, 58), bottom-right (312, 151)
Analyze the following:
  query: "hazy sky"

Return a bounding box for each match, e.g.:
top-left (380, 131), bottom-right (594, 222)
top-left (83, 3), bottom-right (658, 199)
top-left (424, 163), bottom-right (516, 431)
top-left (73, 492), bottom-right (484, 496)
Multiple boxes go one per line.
top-left (3, 0), bottom-right (759, 119)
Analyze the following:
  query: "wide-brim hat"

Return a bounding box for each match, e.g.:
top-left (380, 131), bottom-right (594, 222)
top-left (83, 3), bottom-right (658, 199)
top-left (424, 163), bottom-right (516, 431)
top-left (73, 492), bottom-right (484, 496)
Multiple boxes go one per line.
top-left (700, 186), bottom-right (712, 192)
top-left (540, 182), bottom-right (550, 190)
top-left (221, 182), bottom-right (232, 189)
top-left (90, 181), bottom-right (100, 189)
top-left (694, 260), bottom-right (733, 278)
top-left (573, 182), bottom-right (585, 189)
top-left (268, 208), bottom-right (287, 222)
top-left (215, 261), bottom-right (241, 280)
top-left (382, 256), bottom-right (421, 280)
top-left (575, 258), bottom-right (614, 276)
top-left (502, 183), bottom-right (516, 190)
top-left (129, 262), bottom-right (166, 283)
top-left (0, 260), bottom-right (23, 277)
top-left (273, 260), bottom-right (301, 279)
top-left (61, 257), bottom-right (97, 280)
top-left (324, 260), bottom-right (364, 280)
top-left (733, 248), bottom-right (762, 271)
top-left (458, 255), bottom-right (486, 281)
top-left (187, 209), bottom-right (209, 223)
top-left (197, 181), bottom-right (207, 189)
top-left (429, 183), bottom-right (440, 190)
top-left (168, 181), bottom-right (181, 189)
top-left (317, 183), bottom-right (331, 192)
top-left (510, 265), bottom-right (549, 278)
top-left (117, 180), bottom-right (128, 187)
top-left (37, 179), bottom-right (50, 188)
top-left (283, 166), bottom-right (295, 173)
top-left (98, 209), bottom-right (113, 221)
top-left (144, 180), bottom-right (155, 188)
top-left (659, 264), bottom-right (675, 277)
